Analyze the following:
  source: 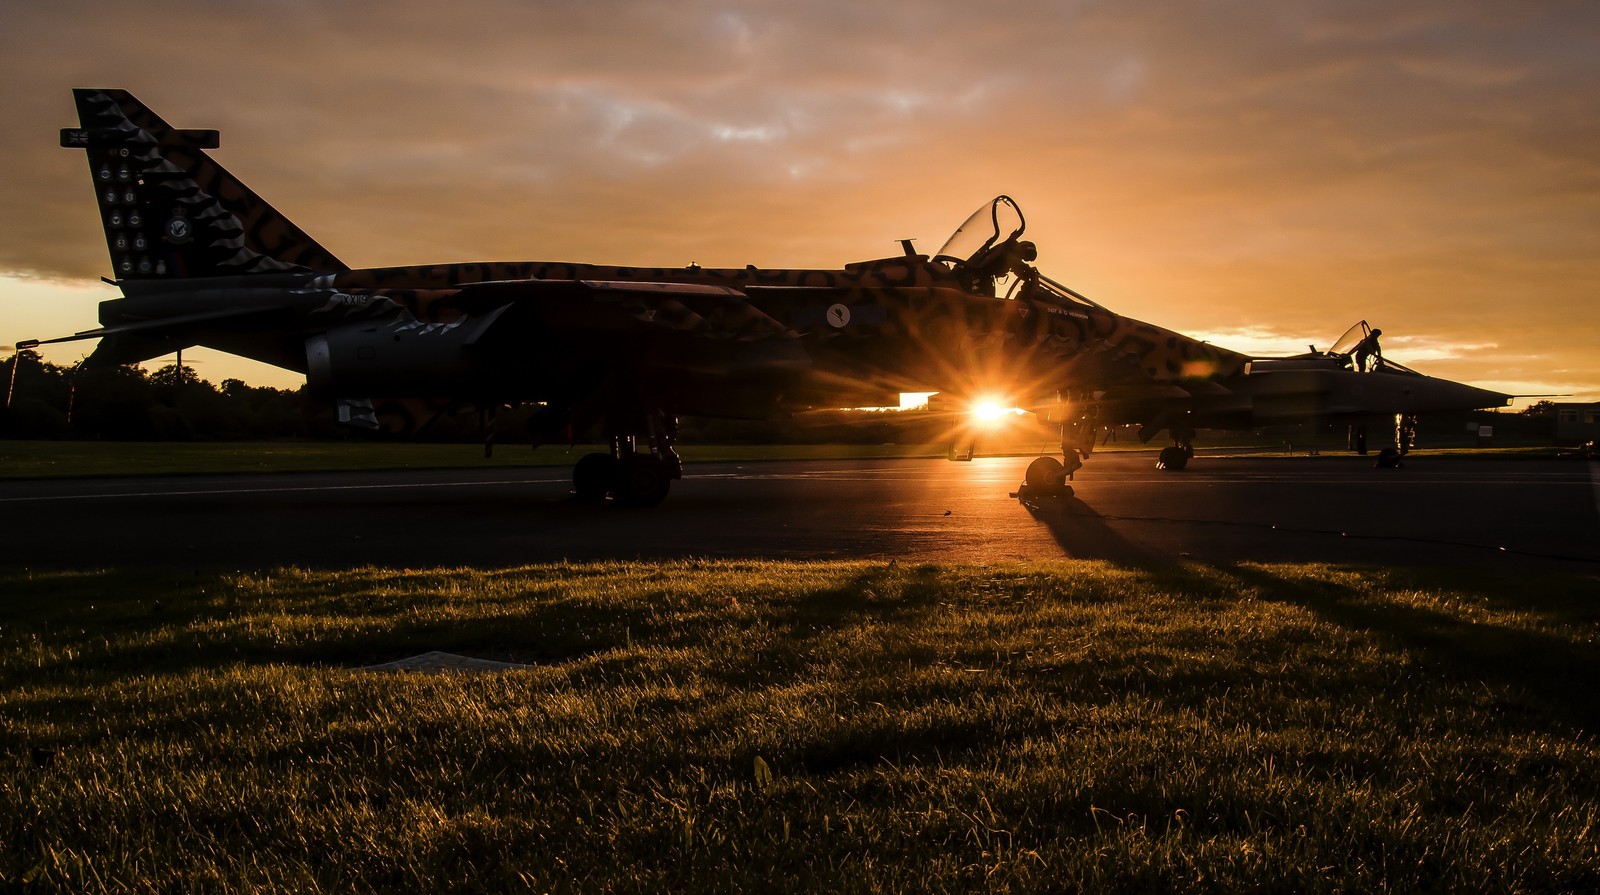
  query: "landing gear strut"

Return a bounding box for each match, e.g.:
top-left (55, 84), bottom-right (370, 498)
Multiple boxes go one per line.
top-left (1349, 424), bottom-right (1369, 455)
top-left (1395, 413), bottom-right (1417, 455)
top-left (1375, 413), bottom-right (1417, 469)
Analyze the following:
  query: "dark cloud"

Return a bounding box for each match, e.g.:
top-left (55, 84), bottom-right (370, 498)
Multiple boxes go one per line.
top-left (3, 0), bottom-right (1596, 395)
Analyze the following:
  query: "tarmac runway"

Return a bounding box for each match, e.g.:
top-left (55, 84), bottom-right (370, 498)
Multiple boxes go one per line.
top-left (2, 453), bottom-right (1596, 572)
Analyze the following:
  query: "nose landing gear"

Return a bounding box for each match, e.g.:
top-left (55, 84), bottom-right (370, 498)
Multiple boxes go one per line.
top-left (1013, 399), bottom-right (1092, 500)
top-left (1011, 455), bottom-right (1076, 500)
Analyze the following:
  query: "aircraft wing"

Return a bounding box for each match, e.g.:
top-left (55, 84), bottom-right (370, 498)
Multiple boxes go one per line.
top-left (427, 277), bottom-right (946, 413)
top-left (450, 278), bottom-right (799, 344)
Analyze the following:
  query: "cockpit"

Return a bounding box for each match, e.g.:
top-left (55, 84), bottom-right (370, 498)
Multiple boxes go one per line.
top-left (1323, 319), bottom-right (1422, 375)
top-left (934, 196), bottom-right (1034, 296)
top-left (935, 195), bottom-right (1102, 312)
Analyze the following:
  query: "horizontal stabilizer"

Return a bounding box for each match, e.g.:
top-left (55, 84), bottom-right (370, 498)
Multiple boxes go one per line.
top-left (24, 304), bottom-right (283, 348)
top-left (26, 304), bottom-right (285, 367)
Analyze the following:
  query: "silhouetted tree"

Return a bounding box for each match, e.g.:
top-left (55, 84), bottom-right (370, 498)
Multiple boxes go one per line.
top-left (71, 364), bottom-right (157, 439)
top-left (3, 351), bottom-right (72, 438)
top-left (1, 355), bottom-right (325, 441)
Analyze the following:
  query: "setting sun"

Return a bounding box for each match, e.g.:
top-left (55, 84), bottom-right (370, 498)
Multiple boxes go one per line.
top-left (972, 399), bottom-right (1010, 427)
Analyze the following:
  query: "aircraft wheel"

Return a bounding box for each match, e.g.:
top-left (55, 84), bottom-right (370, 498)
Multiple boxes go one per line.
top-left (572, 452), bottom-right (616, 501)
top-left (1374, 447), bottom-right (1403, 469)
top-left (1156, 446), bottom-right (1190, 471)
top-left (614, 455), bottom-right (672, 507)
top-left (1024, 456), bottom-right (1067, 489)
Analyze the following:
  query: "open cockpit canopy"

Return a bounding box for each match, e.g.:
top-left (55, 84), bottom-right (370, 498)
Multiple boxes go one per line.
top-left (934, 195), bottom-right (1026, 267)
top-left (1327, 320), bottom-right (1373, 357)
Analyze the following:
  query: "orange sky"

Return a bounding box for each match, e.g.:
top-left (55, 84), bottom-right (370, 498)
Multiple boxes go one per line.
top-left (3, 1), bottom-right (1597, 399)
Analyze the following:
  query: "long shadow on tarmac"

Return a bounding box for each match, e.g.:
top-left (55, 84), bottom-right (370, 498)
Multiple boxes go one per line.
top-left (1018, 495), bottom-right (1166, 567)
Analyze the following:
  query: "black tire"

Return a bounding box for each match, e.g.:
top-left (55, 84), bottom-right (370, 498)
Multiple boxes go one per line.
top-left (614, 455), bottom-right (672, 507)
top-left (572, 452), bottom-right (616, 501)
top-left (1375, 447), bottom-right (1402, 469)
top-left (1024, 456), bottom-right (1067, 489)
top-left (1156, 446), bottom-right (1190, 471)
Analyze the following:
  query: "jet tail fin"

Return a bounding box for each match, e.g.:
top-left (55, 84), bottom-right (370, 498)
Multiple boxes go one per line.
top-left (62, 88), bottom-right (347, 281)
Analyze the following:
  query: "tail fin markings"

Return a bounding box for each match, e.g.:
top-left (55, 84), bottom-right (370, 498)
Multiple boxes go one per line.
top-left (63, 88), bottom-right (347, 281)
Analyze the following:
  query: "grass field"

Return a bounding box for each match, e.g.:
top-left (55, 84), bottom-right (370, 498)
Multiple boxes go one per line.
top-left (4, 560), bottom-right (1598, 892)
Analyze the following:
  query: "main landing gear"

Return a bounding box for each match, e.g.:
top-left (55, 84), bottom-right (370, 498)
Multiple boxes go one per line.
top-left (1156, 421), bottom-right (1195, 471)
top-left (572, 412), bottom-right (683, 507)
top-left (1156, 441), bottom-right (1193, 471)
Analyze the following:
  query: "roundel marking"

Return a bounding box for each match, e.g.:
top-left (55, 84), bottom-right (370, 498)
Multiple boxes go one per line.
top-left (826, 303), bottom-right (851, 328)
top-left (165, 217), bottom-right (193, 244)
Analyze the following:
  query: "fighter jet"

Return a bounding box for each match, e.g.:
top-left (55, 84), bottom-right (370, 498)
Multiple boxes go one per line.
top-left (25, 89), bottom-right (1509, 505)
top-left (1061, 319), bottom-right (1514, 474)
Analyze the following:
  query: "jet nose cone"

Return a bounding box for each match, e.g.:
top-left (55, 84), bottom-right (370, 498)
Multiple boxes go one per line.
top-left (1366, 371), bottom-right (1511, 414)
top-left (1475, 385), bottom-right (1514, 408)
top-left (1420, 377), bottom-right (1512, 411)
top-left (1457, 382), bottom-right (1514, 409)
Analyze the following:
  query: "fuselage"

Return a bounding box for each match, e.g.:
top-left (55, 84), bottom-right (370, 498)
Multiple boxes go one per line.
top-left (103, 254), bottom-right (1252, 421)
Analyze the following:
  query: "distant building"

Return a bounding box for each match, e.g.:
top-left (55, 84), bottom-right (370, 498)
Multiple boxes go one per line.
top-left (1555, 402), bottom-right (1600, 442)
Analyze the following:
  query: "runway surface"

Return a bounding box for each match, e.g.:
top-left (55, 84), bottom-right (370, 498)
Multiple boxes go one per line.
top-left (2, 453), bottom-right (1596, 572)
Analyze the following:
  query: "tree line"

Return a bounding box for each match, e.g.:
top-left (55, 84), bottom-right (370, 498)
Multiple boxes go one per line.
top-left (2, 352), bottom-right (333, 441)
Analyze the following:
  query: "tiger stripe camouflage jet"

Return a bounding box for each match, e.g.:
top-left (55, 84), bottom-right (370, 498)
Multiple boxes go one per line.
top-left (26, 89), bottom-right (1509, 505)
